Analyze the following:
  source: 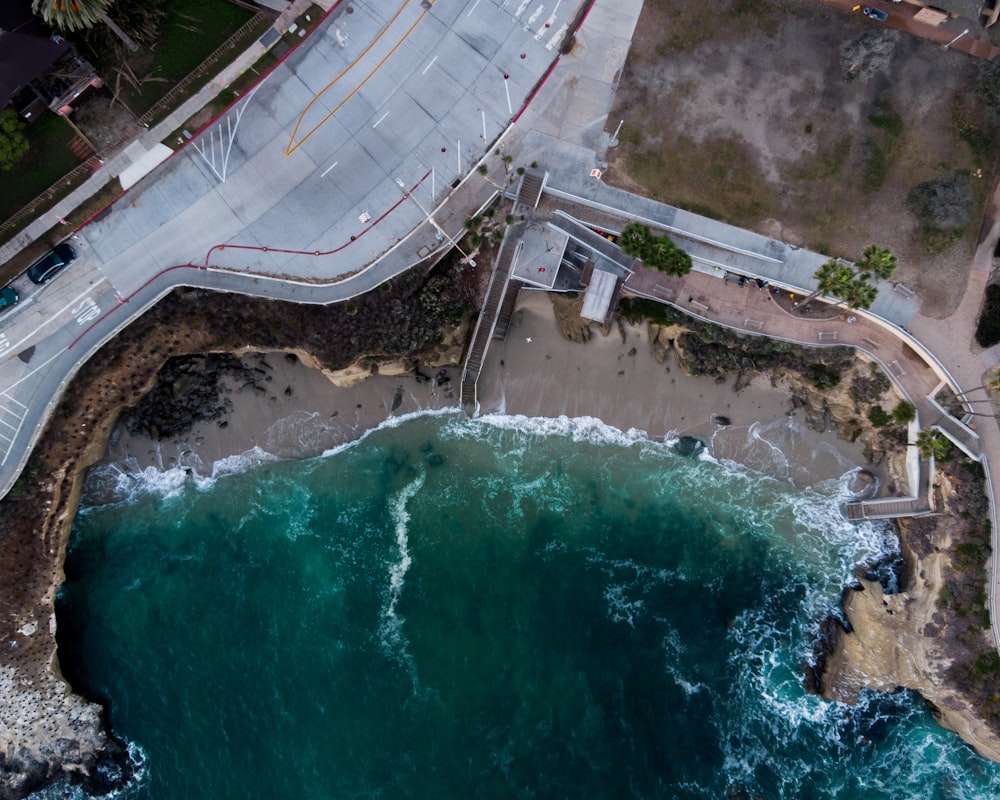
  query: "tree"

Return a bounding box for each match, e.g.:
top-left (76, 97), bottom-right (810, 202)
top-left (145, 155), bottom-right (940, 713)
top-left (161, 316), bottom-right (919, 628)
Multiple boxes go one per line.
top-left (798, 259), bottom-right (853, 307)
top-left (618, 222), bottom-right (692, 277)
top-left (619, 222), bottom-right (653, 259)
top-left (0, 111), bottom-right (30, 172)
top-left (840, 276), bottom-right (877, 310)
top-left (892, 401), bottom-right (916, 425)
top-left (799, 256), bottom-right (880, 312)
top-left (32, 0), bottom-right (138, 52)
top-left (915, 429), bottom-right (952, 462)
top-left (858, 245), bottom-right (897, 281)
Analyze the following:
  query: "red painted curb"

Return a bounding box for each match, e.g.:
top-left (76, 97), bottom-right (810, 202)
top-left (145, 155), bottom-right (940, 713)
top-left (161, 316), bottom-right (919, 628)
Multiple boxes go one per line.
top-left (74, 1), bottom-right (347, 233)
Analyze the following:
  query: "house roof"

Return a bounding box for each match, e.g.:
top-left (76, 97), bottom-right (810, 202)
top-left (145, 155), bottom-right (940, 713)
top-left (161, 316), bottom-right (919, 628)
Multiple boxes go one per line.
top-left (0, 0), bottom-right (51, 37)
top-left (0, 29), bottom-right (70, 108)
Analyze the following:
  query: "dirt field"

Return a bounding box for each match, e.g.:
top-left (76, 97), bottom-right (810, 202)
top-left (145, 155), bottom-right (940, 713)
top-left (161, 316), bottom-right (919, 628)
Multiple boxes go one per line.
top-left (605, 0), bottom-right (995, 318)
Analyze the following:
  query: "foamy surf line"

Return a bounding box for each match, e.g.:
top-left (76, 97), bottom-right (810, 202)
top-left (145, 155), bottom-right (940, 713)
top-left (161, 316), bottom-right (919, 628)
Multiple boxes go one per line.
top-left (87, 409), bottom-right (464, 505)
top-left (84, 446), bottom-right (282, 506)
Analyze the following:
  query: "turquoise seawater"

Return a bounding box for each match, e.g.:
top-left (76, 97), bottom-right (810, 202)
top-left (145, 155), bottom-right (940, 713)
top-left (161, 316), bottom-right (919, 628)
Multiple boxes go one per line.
top-left (53, 414), bottom-right (1000, 799)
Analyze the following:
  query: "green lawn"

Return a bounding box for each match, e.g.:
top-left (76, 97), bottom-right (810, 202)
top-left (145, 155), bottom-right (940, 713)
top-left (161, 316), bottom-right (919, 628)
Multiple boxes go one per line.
top-left (121, 0), bottom-right (256, 114)
top-left (0, 112), bottom-right (82, 220)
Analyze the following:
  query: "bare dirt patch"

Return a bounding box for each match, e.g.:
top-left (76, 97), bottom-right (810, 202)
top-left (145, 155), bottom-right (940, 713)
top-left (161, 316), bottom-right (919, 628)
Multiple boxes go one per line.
top-left (607, 0), bottom-right (995, 318)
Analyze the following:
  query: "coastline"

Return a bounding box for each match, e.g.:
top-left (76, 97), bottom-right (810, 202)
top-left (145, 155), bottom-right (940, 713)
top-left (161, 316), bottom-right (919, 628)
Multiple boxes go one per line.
top-left (90, 291), bottom-right (892, 499)
top-left (0, 286), bottom-right (975, 798)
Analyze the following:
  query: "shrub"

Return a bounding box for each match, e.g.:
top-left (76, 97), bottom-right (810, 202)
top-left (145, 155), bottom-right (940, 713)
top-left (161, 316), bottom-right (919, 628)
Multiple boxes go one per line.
top-left (808, 363), bottom-right (841, 390)
top-left (976, 57), bottom-right (1000, 123)
top-left (905, 173), bottom-right (973, 233)
top-left (868, 405), bottom-right (891, 427)
top-left (892, 400), bottom-right (916, 424)
top-left (976, 283), bottom-right (1000, 347)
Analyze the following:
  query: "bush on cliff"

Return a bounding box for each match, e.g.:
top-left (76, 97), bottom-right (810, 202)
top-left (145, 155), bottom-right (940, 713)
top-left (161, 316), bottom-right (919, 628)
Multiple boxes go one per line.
top-left (975, 283), bottom-right (1000, 348)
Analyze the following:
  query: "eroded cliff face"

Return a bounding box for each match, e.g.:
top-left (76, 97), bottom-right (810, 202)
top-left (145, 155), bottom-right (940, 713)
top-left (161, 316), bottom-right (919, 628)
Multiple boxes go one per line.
top-left (816, 464), bottom-right (1000, 763)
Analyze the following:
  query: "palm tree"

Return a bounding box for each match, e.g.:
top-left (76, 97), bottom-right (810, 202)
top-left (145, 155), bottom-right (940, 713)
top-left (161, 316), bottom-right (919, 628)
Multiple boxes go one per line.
top-left (798, 259), bottom-right (852, 308)
top-left (841, 276), bottom-right (878, 310)
top-left (915, 429), bottom-right (952, 462)
top-left (32, 0), bottom-right (138, 52)
top-left (619, 222), bottom-right (652, 259)
top-left (858, 245), bottom-right (897, 281)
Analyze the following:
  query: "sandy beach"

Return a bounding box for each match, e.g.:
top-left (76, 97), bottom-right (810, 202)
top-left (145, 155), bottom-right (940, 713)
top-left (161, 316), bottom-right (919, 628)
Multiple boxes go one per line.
top-left (88, 292), bottom-right (888, 496)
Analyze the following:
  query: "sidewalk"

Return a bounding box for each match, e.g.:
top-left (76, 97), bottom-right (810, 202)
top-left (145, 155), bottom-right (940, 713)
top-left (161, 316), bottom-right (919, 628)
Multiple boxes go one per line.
top-left (815, 0), bottom-right (1000, 60)
top-left (0, 0), bottom-right (338, 268)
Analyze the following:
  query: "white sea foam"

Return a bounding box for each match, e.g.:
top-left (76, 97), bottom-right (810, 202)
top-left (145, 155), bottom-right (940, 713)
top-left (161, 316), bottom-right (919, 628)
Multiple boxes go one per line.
top-left (319, 406), bottom-right (461, 460)
top-left (468, 413), bottom-right (655, 449)
top-left (379, 472), bottom-right (425, 689)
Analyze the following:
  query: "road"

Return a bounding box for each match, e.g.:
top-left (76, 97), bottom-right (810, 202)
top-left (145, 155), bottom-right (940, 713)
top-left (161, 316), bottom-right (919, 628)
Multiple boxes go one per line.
top-left (0, 0), bottom-right (589, 495)
top-left (2, 0), bottom-right (1000, 657)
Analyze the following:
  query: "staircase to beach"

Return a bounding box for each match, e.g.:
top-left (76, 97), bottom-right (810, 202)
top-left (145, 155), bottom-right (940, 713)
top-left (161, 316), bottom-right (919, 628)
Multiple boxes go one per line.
top-left (461, 239), bottom-right (518, 413)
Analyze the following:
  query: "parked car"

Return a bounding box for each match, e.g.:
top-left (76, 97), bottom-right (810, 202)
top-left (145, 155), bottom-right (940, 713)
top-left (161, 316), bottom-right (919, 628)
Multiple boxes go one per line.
top-left (27, 242), bottom-right (76, 284)
top-left (863, 6), bottom-right (889, 20)
top-left (0, 286), bottom-right (18, 314)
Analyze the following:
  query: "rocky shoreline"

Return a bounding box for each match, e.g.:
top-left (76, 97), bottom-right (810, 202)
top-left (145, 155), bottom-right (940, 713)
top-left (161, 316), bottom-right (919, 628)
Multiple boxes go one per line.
top-left (809, 456), bottom-right (1000, 762)
top-left (2, 276), bottom-right (1000, 796)
top-left (0, 261), bottom-right (481, 799)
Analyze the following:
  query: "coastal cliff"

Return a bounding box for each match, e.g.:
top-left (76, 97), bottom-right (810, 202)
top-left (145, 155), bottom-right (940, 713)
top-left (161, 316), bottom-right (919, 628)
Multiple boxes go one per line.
top-left (0, 263), bottom-right (478, 798)
top-left (815, 458), bottom-right (1000, 762)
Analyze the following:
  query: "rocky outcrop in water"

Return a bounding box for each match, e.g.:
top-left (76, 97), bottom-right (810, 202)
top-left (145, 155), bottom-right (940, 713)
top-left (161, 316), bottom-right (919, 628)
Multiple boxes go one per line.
top-left (811, 459), bottom-right (1000, 762)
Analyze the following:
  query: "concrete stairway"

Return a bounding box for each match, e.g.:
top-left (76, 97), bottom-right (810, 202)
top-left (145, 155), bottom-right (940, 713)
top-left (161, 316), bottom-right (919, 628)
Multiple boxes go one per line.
top-left (460, 238), bottom-right (517, 413)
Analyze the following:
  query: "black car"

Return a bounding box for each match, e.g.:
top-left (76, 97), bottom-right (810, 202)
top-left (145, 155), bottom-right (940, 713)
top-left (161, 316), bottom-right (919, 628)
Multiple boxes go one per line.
top-left (0, 286), bottom-right (18, 314)
top-left (27, 242), bottom-right (76, 284)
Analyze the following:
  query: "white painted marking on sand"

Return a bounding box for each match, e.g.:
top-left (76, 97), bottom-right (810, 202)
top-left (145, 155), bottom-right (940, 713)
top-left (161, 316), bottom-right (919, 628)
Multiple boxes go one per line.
top-left (421, 54), bottom-right (438, 74)
top-left (321, 160), bottom-right (339, 177)
top-left (373, 110), bottom-right (390, 129)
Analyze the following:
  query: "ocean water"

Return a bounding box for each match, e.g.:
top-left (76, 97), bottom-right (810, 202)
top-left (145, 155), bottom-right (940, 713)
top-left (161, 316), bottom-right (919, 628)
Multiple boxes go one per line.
top-left (53, 414), bottom-right (1000, 799)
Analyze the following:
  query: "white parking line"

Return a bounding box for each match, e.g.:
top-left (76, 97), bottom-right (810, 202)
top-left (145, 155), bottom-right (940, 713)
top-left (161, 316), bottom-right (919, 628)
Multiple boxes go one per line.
top-left (467, 0), bottom-right (481, 16)
top-left (1, 348), bottom-right (65, 395)
top-left (546, 23), bottom-right (567, 50)
top-left (421, 54), bottom-right (438, 75)
top-left (321, 160), bottom-right (339, 177)
top-left (2, 393), bottom-right (26, 411)
top-left (373, 110), bottom-right (390, 128)
top-left (514, 0), bottom-right (531, 18)
top-left (2, 278), bottom-right (108, 357)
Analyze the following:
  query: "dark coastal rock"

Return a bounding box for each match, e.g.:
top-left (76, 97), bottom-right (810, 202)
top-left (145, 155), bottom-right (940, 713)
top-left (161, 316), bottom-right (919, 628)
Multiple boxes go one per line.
top-left (124, 354), bottom-right (269, 441)
top-left (860, 553), bottom-right (906, 595)
top-left (713, 415), bottom-right (732, 427)
top-left (0, 728), bottom-right (133, 800)
top-left (673, 436), bottom-right (705, 457)
top-left (804, 614), bottom-right (850, 696)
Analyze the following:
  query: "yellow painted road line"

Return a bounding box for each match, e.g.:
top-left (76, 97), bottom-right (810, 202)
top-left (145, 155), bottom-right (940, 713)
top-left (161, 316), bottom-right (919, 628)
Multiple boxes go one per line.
top-left (285, 0), bottom-right (434, 156)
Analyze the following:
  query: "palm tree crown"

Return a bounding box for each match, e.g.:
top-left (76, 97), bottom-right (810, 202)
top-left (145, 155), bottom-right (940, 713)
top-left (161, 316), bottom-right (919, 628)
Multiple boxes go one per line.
top-left (858, 245), bottom-right (897, 281)
top-left (32, 0), bottom-right (111, 31)
top-left (32, 0), bottom-right (138, 51)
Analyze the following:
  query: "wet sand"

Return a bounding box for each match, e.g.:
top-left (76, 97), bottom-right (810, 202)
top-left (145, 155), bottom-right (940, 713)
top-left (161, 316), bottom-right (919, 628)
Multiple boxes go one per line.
top-left (91, 292), bottom-right (886, 495)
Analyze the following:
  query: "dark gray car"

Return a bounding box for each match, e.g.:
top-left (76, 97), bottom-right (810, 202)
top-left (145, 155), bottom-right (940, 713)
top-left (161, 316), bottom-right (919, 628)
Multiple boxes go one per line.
top-left (27, 242), bottom-right (77, 284)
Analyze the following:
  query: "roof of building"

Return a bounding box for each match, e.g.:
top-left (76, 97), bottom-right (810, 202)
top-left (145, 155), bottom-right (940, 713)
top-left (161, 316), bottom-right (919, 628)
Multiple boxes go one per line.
top-left (0, 29), bottom-right (70, 108)
top-left (580, 267), bottom-right (618, 323)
